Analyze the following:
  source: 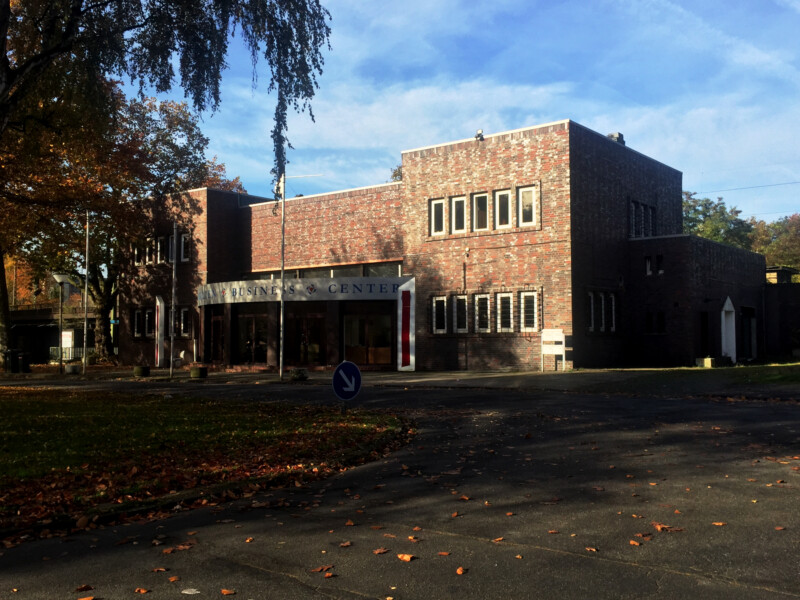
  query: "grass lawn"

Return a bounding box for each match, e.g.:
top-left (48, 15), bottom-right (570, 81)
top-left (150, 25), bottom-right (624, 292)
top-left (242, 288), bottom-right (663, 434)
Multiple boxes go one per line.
top-left (0, 386), bottom-right (406, 540)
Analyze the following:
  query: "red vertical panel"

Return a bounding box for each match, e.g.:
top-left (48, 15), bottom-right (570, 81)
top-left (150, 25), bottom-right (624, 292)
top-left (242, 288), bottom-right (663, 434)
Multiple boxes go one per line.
top-left (401, 290), bottom-right (411, 367)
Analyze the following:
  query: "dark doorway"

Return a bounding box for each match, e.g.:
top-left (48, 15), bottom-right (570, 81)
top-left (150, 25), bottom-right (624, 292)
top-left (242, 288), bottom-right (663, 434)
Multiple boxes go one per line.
top-left (237, 313), bottom-right (269, 364)
top-left (285, 303), bottom-right (327, 366)
top-left (342, 301), bottom-right (394, 367)
top-left (211, 315), bottom-right (224, 362)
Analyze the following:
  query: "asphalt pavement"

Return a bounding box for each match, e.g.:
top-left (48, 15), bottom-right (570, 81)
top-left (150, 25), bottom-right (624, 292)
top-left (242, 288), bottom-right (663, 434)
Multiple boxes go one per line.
top-left (1, 368), bottom-right (800, 599)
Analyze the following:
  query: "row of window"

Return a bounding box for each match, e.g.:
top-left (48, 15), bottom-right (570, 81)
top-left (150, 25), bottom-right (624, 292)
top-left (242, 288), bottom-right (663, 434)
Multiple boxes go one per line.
top-left (431, 291), bottom-right (540, 334)
top-left (587, 291), bottom-right (617, 333)
top-left (133, 234), bottom-right (191, 265)
top-left (430, 185), bottom-right (540, 236)
top-left (253, 261), bottom-right (403, 280)
top-left (132, 307), bottom-right (192, 338)
top-left (629, 200), bottom-right (658, 238)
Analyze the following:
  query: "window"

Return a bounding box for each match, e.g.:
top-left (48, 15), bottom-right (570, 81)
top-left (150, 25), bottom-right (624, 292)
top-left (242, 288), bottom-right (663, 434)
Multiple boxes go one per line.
top-left (645, 256), bottom-right (652, 276)
top-left (181, 234), bottom-right (190, 262)
top-left (145, 239), bottom-right (155, 264)
top-left (454, 295), bottom-right (468, 333)
top-left (520, 291), bottom-right (538, 332)
top-left (472, 193), bottom-right (489, 231)
top-left (157, 237), bottom-right (167, 263)
top-left (518, 185), bottom-right (539, 227)
top-left (599, 293), bottom-right (606, 332)
top-left (432, 296), bottom-right (447, 333)
top-left (430, 199), bottom-right (445, 235)
top-left (649, 206), bottom-right (657, 236)
top-left (474, 294), bottom-right (490, 332)
top-left (494, 190), bottom-right (511, 229)
top-left (365, 262), bottom-right (402, 276)
top-left (656, 254), bottom-right (664, 274)
top-left (144, 309), bottom-right (155, 337)
top-left (451, 196), bottom-right (466, 233)
top-left (179, 307), bottom-right (191, 337)
top-left (134, 245), bottom-right (144, 266)
top-left (587, 292), bottom-right (595, 332)
top-left (497, 292), bottom-right (513, 332)
top-left (168, 235), bottom-right (175, 263)
top-left (133, 309), bottom-right (143, 337)
top-left (607, 293), bottom-right (616, 333)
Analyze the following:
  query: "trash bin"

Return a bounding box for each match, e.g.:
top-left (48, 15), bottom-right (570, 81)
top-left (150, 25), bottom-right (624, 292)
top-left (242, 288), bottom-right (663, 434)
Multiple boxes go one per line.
top-left (3, 349), bottom-right (19, 373)
top-left (18, 351), bottom-right (31, 373)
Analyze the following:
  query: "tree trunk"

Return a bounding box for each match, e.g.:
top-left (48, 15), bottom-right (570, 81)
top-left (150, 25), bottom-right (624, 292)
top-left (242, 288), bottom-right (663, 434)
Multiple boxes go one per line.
top-left (94, 305), bottom-right (115, 362)
top-left (0, 245), bottom-right (14, 369)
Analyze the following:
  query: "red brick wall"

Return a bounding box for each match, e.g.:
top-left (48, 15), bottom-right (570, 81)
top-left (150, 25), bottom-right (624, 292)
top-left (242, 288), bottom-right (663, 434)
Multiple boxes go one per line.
top-left (401, 122), bottom-right (573, 370)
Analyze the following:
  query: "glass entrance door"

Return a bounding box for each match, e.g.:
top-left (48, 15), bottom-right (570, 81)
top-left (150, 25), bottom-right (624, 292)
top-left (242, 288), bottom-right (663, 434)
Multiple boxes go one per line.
top-left (343, 314), bottom-right (392, 365)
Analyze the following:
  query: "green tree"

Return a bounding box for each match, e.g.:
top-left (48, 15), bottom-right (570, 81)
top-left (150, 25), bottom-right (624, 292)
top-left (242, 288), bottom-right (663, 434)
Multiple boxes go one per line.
top-left (682, 191), bottom-right (753, 250)
top-left (751, 214), bottom-right (800, 272)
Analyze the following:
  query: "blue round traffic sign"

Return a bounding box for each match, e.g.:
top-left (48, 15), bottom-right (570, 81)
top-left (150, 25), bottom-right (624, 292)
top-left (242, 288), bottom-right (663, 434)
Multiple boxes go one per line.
top-left (332, 360), bottom-right (362, 401)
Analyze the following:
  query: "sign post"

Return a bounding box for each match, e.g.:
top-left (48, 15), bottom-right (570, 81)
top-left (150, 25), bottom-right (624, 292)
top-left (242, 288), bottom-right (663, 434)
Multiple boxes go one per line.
top-left (332, 361), bottom-right (362, 411)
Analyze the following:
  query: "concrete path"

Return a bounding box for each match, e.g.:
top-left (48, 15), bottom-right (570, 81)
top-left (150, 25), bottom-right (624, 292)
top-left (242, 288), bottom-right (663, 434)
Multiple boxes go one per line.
top-left (1, 371), bottom-right (800, 598)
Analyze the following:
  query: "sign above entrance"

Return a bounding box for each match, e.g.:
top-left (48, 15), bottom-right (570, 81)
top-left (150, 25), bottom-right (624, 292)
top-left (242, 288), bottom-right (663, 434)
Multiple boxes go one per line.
top-left (197, 277), bottom-right (413, 306)
top-left (333, 360), bottom-right (362, 402)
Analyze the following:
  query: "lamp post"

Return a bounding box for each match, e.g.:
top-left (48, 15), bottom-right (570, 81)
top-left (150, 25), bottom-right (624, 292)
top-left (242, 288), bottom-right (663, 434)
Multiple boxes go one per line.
top-left (52, 273), bottom-right (71, 375)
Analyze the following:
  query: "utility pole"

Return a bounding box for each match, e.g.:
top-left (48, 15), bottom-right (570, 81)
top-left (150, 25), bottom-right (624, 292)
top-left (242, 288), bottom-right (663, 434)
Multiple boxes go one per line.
top-left (170, 220), bottom-right (177, 378)
top-left (83, 210), bottom-right (89, 375)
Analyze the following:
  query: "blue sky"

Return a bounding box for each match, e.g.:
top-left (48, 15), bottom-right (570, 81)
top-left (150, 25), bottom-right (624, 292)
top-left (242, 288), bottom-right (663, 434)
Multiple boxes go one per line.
top-left (162, 0), bottom-right (800, 221)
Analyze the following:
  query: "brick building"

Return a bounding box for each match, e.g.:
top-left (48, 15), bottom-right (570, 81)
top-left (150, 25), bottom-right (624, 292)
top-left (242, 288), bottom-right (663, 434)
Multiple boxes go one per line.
top-left (119, 119), bottom-right (772, 370)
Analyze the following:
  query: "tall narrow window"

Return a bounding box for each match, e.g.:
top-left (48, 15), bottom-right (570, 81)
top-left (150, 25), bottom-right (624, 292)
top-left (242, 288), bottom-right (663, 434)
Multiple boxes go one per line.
top-left (430, 199), bottom-right (445, 235)
top-left (157, 237), bottom-right (167, 263)
top-left (607, 293), bottom-right (617, 333)
top-left (494, 190), bottom-right (511, 229)
top-left (179, 307), bottom-right (191, 336)
top-left (497, 293), bottom-right (513, 332)
top-left (472, 193), bottom-right (489, 231)
top-left (520, 291), bottom-right (538, 332)
top-left (649, 206), bottom-right (657, 236)
top-left (656, 254), bottom-right (664, 274)
top-left (451, 196), bottom-right (466, 233)
top-left (145, 309), bottom-right (155, 337)
top-left (645, 256), bottom-right (653, 276)
top-left (180, 234), bottom-right (190, 262)
top-left (518, 185), bottom-right (539, 227)
top-left (134, 245), bottom-right (144, 265)
top-left (145, 239), bottom-right (155, 264)
top-left (587, 292), bottom-right (595, 332)
top-left (599, 293), bottom-right (606, 332)
top-left (474, 294), bottom-right (490, 333)
top-left (133, 309), bottom-right (143, 337)
top-left (432, 296), bottom-right (447, 333)
top-left (168, 235), bottom-right (175, 263)
top-left (454, 295), bottom-right (468, 333)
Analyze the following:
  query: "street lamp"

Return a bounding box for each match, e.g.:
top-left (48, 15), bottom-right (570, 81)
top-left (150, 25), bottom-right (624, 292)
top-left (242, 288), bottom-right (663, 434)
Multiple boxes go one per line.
top-left (52, 273), bottom-right (71, 375)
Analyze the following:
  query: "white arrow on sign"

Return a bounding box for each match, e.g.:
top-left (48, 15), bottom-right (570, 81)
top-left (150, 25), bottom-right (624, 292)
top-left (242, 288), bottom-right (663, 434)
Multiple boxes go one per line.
top-left (339, 370), bottom-right (356, 392)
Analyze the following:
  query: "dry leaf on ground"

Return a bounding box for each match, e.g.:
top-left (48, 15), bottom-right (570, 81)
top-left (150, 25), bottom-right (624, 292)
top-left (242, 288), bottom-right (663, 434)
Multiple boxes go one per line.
top-left (397, 553), bottom-right (414, 562)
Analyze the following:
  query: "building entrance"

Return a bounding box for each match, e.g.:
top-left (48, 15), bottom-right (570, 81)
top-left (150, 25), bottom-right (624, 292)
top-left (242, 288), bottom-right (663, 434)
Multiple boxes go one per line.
top-left (286, 310), bottom-right (326, 366)
top-left (343, 304), bottom-right (393, 366)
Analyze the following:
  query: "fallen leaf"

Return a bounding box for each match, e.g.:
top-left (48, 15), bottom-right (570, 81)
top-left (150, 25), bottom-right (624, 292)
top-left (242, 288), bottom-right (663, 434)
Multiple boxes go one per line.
top-left (75, 585), bottom-right (94, 592)
top-left (456, 566), bottom-right (466, 575)
top-left (169, 576), bottom-right (180, 583)
top-left (629, 540), bottom-right (641, 546)
top-left (373, 547), bottom-right (390, 554)
top-left (712, 522), bottom-right (727, 527)
top-left (221, 590), bottom-right (236, 596)
top-left (515, 554), bottom-right (523, 559)
top-left (78, 597), bottom-right (94, 600)
top-left (585, 547), bottom-right (598, 552)
top-left (408, 536), bottom-right (420, 543)
top-left (438, 551), bottom-right (450, 556)
top-left (181, 590), bottom-right (202, 595)
top-left (506, 512), bottom-right (515, 517)
top-left (152, 568), bottom-right (167, 573)
top-left (340, 541), bottom-right (352, 548)
top-left (310, 565), bottom-right (333, 572)
top-left (324, 572), bottom-right (334, 579)
top-left (397, 553), bottom-right (414, 562)
top-left (245, 537), bottom-right (254, 543)
top-left (345, 520), bottom-right (355, 526)
top-left (412, 526), bottom-right (422, 531)
top-left (383, 533), bottom-right (396, 538)
top-left (547, 530), bottom-right (559, 534)
top-left (775, 526), bottom-right (786, 531)
top-left (135, 589), bottom-right (149, 594)
top-left (370, 525), bottom-right (383, 530)
top-left (492, 537), bottom-right (504, 543)
top-left (459, 495), bottom-right (470, 501)
top-left (451, 512), bottom-right (459, 518)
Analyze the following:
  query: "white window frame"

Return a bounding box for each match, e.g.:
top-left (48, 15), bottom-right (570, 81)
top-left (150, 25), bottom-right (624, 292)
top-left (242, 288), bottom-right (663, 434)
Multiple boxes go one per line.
top-left (453, 295), bottom-right (468, 333)
top-left (430, 198), bottom-right (446, 236)
top-left (451, 196), bottom-right (467, 233)
top-left (133, 245), bottom-right (144, 266)
top-left (520, 291), bottom-right (539, 332)
top-left (472, 193), bottom-right (489, 231)
top-left (518, 185), bottom-right (539, 227)
top-left (494, 190), bottom-right (512, 229)
top-left (157, 237), bottom-right (167, 263)
top-left (180, 233), bottom-right (190, 262)
top-left (474, 294), bottom-right (491, 333)
top-left (432, 296), bottom-right (448, 334)
top-left (496, 292), bottom-right (513, 332)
